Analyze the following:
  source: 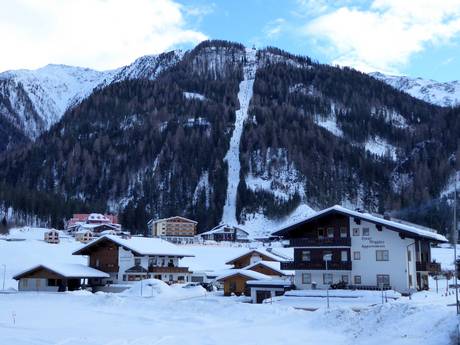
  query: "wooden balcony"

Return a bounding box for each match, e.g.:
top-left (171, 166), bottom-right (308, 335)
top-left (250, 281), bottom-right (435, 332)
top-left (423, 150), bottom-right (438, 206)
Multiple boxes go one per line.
top-left (281, 261), bottom-right (352, 270)
top-left (416, 261), bottom-right (441, 273)
top-left (91, 264), bottom-right (119, 273)
top-left (286, 237), bottom-right (351, 247)
top-left (148, 266), bottom-right (190, 273)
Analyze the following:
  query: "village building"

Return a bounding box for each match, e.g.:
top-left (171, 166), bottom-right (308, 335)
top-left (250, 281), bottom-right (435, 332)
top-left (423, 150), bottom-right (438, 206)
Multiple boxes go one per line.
top-left (272, 205), bottom-right (447, 293)
top-left (225, 249), bottom-right (289, 268)
top-left (44, 229), bottom-right (60, 244)
top-left (74, 229), bottom-right (94, 243)
top-left (246, 279), bottom-right (295, 304)
top-left (72, 235), bottom-right (194, 287)
top-left (67, 213), bottom-right (122, 236)
top-left (216, 270), bottom-right (271, 296)
top-left (147, 216), bottom-right (197, 244)
top-left (13, 264), bottom-right (109, 292)
top-left (199, 223), bottom-right (249, 242)
top-left (216, 249), bottom-right (293, 296)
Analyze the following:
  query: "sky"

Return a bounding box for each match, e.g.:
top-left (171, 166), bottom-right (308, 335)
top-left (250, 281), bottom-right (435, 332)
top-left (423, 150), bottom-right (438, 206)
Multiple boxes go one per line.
top-left (1, 0), bottom-right (460, 81)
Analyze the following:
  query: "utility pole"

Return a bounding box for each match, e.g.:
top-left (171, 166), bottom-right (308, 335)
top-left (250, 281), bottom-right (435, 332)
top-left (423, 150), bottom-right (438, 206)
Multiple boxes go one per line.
top-left (324, 253), bottom-right (332, 310)
top-left (454, 171), bottom-right (459, 315)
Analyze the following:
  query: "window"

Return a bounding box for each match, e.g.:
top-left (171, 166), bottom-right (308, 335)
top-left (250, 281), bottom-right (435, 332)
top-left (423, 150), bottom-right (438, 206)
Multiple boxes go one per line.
top-left (407, 251), bottom-right (411, 262)
top-left (22, 279), bottom-right (28, 288)
top-left (134, 258), bottom-right (141, 266)
top-left (323, 273), bottom-right (333, 284)
top-left (377, 274), bottom-right (390, 286)
top-left (123, 275), bottom-right (127, 281)
top-left (408, 274), bottom-right (413, 287)
top-left (301, 250), bottom-right (311, 262)
top-left (354, 275), bottom-right (362, 284)
top-left (341, 275), bottom-right (349, 283)
top-left (362, 227), bottom-right (370, 236)
top-left (353, 251), bottom-right (361, 260)
top-left (47, 279), bottom-right (57, 287)
top-left (340, 227), bottom-right (348, 238)
top-left (327, 227), bottom-right (334, 238)
top-left (317, 228), bottom-right (325, 239)
top-left (302, 273), bottom-right (311, 284)
top-left (352, 227), bottom-right (360, 236)
top-left (341, 250), bottom-right (348, 262)
top-left (376, 250), bottom-right (389, 261)
top-left (148, 257), bottom-right (157, 266)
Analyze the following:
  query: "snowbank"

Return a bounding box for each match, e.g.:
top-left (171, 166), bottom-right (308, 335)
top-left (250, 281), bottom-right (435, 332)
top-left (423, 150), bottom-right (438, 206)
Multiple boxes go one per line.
top-left (121, 279), bottom-right (206, 300)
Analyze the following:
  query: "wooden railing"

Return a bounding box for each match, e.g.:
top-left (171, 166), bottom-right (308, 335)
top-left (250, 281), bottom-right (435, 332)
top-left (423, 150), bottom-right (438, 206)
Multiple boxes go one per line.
top-left (281, 261), bottom-right (352, 270)
top-left (286, 237), bottom-right (351, 247)
top-left (416, 261), bottom-right (441, 273)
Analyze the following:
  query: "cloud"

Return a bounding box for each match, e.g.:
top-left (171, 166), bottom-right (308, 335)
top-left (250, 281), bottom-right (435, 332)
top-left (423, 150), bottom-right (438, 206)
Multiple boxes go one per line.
top-left (0, 0), bottom-right (208, 72)
top-left (264, 18), bottom-right (286, 38)
top-left (303, 0), bottom-right (460, 73)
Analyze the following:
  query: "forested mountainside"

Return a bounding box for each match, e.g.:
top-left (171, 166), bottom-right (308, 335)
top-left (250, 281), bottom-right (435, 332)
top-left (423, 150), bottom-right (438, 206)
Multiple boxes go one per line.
top-left (0, 40), bottom-right (458, 235)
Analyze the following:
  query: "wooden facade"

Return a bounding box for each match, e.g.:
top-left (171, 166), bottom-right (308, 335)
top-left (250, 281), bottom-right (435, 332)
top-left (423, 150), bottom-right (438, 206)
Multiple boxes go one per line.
top-left (248, 263), bottom-right (286, 276)
top-left (221, 274), bottom-right (252, 296)
top-left (228, 251), bottom-right (279, 269)
top-left (86, 240), bottom-right (119, 273)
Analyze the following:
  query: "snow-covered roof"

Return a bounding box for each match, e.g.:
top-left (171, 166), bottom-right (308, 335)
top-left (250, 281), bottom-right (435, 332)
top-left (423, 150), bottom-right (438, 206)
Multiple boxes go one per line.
top-left (73, 235), bottom-right (194, 257)
top-left (215, 269), bottom-right (271, 281)
top-left (147, 216), bottom-right (198, 225)
top-left (13, 263), bottom-right (109, 279)
top-left (75, 229), bottom-right (94, 235)
top-left (200, 223), bottom-right (249, 236)
top-left (225, 249), bottom-right (285, 265)
top-left (246, 279), bottom-right (294, 287)
top-left (79, 223), bottom-right (118, 230)
top-left (243, 260), bottom-right (294, 276)
top-left (272, 205), bottom-right (448, 242)
top-left (87, 213), bottom-right (109, 221)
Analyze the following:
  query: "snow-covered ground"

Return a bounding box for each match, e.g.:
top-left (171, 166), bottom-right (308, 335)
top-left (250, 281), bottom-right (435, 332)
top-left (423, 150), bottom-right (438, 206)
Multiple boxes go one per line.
top-left (222, 48), bottom-right (257, 225)
top-left (0, 228), bottom-right (458, 345)
top-left (0, 282), bottom-right (457, 345)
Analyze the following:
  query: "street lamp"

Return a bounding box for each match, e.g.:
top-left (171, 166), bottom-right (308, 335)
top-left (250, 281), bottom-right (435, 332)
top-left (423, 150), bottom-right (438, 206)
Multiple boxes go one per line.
top-left (323, 253), bottom-right (332, 309)
top-left (452, 170), bottom-right (459, 315)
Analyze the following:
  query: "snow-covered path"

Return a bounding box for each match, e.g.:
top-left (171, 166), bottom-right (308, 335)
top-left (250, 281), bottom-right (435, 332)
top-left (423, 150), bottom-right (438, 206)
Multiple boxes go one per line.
top-left (222, 48), bottom-right (257, 225)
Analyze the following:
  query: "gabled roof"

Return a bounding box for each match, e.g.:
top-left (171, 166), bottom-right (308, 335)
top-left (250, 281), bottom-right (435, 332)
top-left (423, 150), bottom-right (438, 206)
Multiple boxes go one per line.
top-left (272, 205), bottom-right (448, 242)
top-left (13, 264), bottom-right (109, 280)
top-left (225, 249), bottom-right (285, 265)
top-left (200, 223), bottom-right (249, 236)
top-left (216, 269), bottom-right (271, 281)
top-left (73, 235), bottom-right (194, 257)
top-left (148, 216), bottom-right (198, 225)
top-left (243, 260), bottom-right (294, 276)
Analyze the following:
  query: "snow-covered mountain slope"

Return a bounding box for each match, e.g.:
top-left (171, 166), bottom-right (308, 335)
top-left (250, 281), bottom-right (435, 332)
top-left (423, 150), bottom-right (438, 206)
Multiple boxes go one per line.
top-left (0, 64), bottom-right (116, 139)
top-left (0, 50), bottom-right (183, 142)
top-left (370, 72), bottom-right (460, 107)
top-left (222, 48), bottom-right (257, 225)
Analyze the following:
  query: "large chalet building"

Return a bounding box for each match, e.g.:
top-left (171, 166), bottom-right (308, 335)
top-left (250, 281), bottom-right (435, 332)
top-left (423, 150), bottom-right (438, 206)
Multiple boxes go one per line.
top-left (72, 235), bottom-right (194, 286)
top-left (273, 205), bottom-right (447, 293)
top-left (147, 216), bottom-right (197, 243)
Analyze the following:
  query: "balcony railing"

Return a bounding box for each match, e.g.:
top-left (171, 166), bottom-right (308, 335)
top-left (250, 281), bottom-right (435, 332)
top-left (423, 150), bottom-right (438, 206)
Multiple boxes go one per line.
top-left (281, 261), bottom-right (352, 270)
top-left (286, 237), bottom-right (351, 247)
top-left (148, 266), bottom-right (190, 273)
top-left (416, 261), bottom-right (441, 273)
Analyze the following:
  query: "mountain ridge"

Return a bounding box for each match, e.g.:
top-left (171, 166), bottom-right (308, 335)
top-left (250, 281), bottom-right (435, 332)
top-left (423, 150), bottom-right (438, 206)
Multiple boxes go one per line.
top-left (0, 40), bottom-right (457, 237)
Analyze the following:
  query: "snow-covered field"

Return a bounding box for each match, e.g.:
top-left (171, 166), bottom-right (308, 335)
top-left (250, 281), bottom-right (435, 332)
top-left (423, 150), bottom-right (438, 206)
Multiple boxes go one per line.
top-left (0, 227), bottom-right (459, 345)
